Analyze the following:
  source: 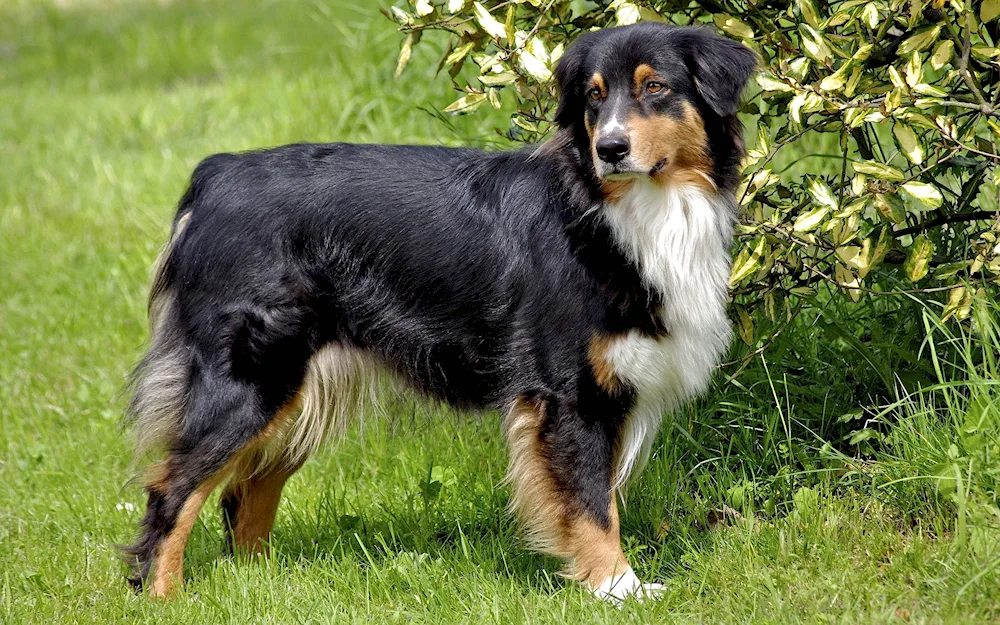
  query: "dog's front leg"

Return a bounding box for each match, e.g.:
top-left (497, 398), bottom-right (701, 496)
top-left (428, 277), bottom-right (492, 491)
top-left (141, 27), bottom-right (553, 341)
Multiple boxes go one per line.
top-left (504, 395), bottom-right (664, 601)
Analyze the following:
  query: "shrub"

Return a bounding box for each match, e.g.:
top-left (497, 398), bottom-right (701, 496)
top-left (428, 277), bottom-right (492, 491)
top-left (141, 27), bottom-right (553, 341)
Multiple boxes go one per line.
top-left (387, 0), bottom-right (1000, 358)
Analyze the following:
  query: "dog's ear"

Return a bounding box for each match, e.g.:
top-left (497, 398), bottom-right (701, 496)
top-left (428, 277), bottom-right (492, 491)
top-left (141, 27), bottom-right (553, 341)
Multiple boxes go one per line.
top-left (553, 33), bottom-right (595, 129)
top-left (686, 30), bottom-right (757, 118)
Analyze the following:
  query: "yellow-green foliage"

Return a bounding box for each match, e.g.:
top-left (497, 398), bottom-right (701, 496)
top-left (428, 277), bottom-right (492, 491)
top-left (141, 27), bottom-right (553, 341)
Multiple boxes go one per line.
top-left (390, 0), bottom-right (1000, 351)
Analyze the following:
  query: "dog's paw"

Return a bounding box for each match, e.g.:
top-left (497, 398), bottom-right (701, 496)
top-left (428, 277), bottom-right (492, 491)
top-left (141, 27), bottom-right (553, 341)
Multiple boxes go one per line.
top-left (591, 567), bottom-right (666, 603)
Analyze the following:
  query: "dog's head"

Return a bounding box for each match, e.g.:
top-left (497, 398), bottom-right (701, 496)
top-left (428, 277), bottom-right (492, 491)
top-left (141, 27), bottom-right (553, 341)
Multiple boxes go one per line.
top-left (554, 24), bottom-right (756, 190)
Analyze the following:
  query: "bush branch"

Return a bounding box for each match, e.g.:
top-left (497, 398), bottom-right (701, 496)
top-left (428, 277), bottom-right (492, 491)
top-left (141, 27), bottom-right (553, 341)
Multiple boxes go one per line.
top-left (895, 210), bottom-right (998, 237)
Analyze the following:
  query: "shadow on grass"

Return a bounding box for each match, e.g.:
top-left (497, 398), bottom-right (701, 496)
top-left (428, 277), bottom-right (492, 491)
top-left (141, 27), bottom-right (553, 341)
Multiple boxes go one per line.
top-left (176, 471), bottom-right (730, 594)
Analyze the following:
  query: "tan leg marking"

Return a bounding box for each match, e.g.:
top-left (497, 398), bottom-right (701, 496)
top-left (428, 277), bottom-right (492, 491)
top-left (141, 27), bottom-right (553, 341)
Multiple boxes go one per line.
top-left (566, 494), bottom-right (630, 589)
top-left (505, 397), bottom-right (630, 590)
top-left (148, 397), bottom-right (302, 598)
top-left (223, 396), bottom-right (306, 554)
top-left (224, 460), bottom-right (301, 555)
top-left (150, 471), bottom-right (229, 598)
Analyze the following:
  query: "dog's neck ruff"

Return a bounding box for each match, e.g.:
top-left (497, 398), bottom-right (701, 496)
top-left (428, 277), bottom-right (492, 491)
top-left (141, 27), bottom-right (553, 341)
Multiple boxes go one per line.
top-left (600, 180), bottom-right (734, 488)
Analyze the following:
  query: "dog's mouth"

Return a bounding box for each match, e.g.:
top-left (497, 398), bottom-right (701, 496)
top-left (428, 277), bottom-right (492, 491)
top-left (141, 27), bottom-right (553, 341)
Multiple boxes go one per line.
top-left (601, 171), bottom-right (640, 181)
top-left (600, 158), bottom-right (670, 181)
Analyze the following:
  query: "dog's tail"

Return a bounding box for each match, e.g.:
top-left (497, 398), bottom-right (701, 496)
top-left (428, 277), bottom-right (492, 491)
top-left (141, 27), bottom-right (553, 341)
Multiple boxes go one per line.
top-left (124, 198), bottom-right (196, 471)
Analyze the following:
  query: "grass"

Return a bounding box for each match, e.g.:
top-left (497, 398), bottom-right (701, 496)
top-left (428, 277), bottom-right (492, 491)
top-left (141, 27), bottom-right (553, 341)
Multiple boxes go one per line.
top-left (1, 0), bottom-right (998, 623)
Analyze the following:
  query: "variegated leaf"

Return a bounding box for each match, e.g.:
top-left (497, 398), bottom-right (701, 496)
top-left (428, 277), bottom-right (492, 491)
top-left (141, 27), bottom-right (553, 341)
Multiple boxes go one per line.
top-left (983, 0), bottom-right (1000, 23)
top-left (714, 14), bottom-right (755, 40)
top-left (901, 182), bottom-right (943, 209)
top-left (930, 40), bottom-right (954, 69)
top-left (893, 124), bottom-right (924, 164)
top-left (443, 92), bottom-right (488, 114)
top-left (897, 25), bottom-right (940, 56)
top-left (904, 234), bottom-right (935, 281)
top-left (473, 2), bottom-right (507, 41)
top-left (853, 161), bottom-right (905, 181)
top-left (793, 206), bottom-right (831, 232)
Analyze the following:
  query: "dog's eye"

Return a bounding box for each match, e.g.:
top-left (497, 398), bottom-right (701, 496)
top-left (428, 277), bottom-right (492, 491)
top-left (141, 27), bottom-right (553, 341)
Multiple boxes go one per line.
top-left (645, 81), bottom-right (665, 94)
top-left (588, 87), bottom-right (602, 101)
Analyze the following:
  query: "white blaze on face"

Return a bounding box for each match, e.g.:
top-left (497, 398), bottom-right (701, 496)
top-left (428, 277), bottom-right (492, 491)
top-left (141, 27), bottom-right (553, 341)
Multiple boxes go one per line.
top-left (600, 113), bottom-right (625, 138)
top-left (593, 113), bottom-right (635, 178)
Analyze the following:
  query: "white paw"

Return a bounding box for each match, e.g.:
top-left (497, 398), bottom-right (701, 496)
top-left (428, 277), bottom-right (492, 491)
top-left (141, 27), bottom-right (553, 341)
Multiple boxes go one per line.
top-left (591, 567), bottom-right (666, 603)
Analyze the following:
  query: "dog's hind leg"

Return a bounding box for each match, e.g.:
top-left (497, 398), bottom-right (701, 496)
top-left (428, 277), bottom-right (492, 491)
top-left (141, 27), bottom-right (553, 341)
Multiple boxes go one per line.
top-left (137, 462), bottom-right (230, 598)
top-left (123, 372), bottom-right (299, 598)
top-left (505, 395), bottom-right (663, 602)
top-left (217, 343), bottom-right (382, 555)
top-left (220, 454), bottom-right (303, 557)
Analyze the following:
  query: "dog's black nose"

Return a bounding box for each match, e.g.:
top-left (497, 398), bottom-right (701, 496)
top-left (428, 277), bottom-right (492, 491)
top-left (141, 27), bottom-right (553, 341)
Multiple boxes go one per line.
top-left (596, 136), bottom-right (630, 164)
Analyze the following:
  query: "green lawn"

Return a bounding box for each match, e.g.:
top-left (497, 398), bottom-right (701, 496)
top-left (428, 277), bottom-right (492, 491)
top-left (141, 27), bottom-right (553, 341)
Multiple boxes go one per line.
top-left (1, 1), bottom-right (998, 623)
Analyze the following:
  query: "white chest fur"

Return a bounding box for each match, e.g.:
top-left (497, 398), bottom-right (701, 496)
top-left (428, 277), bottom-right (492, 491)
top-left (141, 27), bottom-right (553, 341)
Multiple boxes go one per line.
top-left (601, 181), bottom-right (734, 487)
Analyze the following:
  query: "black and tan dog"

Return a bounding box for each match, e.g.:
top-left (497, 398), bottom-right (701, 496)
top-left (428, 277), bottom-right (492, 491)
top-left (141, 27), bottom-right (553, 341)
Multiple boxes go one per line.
top-left (122, 23), bottom-right (755, 601)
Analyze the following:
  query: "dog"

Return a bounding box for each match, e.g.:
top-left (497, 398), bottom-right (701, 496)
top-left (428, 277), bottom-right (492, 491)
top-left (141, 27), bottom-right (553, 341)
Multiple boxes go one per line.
top-left (121, 22), bottom-right (755, 601)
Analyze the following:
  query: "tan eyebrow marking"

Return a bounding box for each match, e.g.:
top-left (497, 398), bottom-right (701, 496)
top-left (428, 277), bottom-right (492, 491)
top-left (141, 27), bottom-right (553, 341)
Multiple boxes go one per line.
top-left (633, 64), bottom-right (666, 97)
top-left (589, 73), bottom-right (606, 98)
